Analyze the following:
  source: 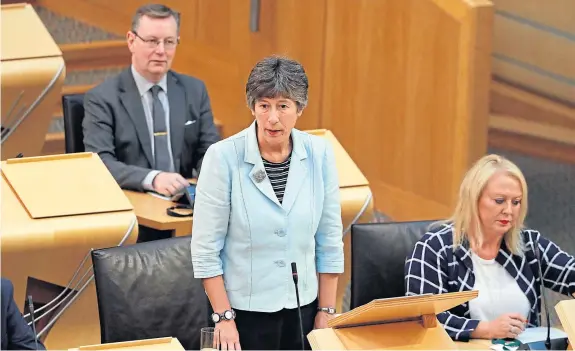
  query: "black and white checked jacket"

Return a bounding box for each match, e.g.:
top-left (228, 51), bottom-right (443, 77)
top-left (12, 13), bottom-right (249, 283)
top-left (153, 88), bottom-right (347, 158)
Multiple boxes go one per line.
top-left (405, 223), bottom-right (575, 341)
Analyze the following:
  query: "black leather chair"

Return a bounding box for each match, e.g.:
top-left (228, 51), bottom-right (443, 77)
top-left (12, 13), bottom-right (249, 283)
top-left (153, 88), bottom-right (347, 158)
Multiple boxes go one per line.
top-left (91, 236), bottom-right (210, 350)
top-left (62, 94), bottom-right (86, 153)
top-left (349, 220), bottom-right (435, 309)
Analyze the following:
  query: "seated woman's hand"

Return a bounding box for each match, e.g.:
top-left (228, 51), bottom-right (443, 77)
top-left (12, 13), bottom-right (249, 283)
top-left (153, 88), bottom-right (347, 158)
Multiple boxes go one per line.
top-left (215, 320), bottom-right (241, 350)
top-left (487, 313), bottom-right (527, 339)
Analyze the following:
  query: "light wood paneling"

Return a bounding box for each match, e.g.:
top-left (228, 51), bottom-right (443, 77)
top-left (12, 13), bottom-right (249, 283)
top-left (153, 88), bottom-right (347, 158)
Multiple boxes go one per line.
top-left (488, 79), bottom-right (575, 163)
top-left (240, 0), bottom-right (327, 131)
top-left (493, 15), bottom-right (575, 80)
top-left (2, 4), bottom-right (65, 160)
top-left (321, 0), bottom-right (493, 220)
top-left (492, 58), bottom-right (575, 105)
top-left (490, 80), bottom-right (575, 130)
top-left (38, 0), bottom-right (495, 219)
top-left (3, 0), bottom-right (37, 4)
top-left (42, 132), bottom-right (64, 155)
top-left (38, 0), bottom-right (327, 136)
top-left (61, 40), bottom-right (130, 71)
top-left (37, 0), bottom-right (247, 136)
top-left (36, 0), bottom-right (130, 35)
top-left (491, 0), bottom-right (575, 104)
top-left (62, 84), bottom-right (95, 95)
top-left (490, 113), bottom-right (575, 146)
top-left (494, 0), bottom-right (575, 35)
top-left (488, 128), bottom-right (575, 165)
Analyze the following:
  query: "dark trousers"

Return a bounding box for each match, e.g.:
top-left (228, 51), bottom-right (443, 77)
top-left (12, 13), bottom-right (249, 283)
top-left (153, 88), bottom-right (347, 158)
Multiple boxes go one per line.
top-left (136, 225), bottom-right (173, 243)
top-left (235, 299), bottom-right (317, 350)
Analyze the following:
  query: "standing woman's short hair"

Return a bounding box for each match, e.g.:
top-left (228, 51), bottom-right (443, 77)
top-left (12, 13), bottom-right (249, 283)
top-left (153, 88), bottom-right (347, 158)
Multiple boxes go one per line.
top-left (245, 56), bottom-right (309, 112)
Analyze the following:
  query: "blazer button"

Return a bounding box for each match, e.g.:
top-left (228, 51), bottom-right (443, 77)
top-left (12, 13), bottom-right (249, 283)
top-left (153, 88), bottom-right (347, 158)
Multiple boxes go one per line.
top-left (275, 260), bottom-right (286, 267)
top-left (275, 229), bottom-right (286, 237)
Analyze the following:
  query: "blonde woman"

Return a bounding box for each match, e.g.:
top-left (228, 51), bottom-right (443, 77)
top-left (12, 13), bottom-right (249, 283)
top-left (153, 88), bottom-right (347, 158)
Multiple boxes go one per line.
top-left (405, 154), bottom-right (575, 341)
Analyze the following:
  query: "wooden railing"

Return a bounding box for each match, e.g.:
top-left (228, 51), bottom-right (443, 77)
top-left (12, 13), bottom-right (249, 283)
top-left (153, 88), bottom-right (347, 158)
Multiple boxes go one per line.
top-left (488, 79), bottom-right (575, 164)
top-left (42, 39), bottom-right (127, 155)
top-left (61, 40), bottom-right (129, 71)
top-left (39, 1), bottom-right (575, 167)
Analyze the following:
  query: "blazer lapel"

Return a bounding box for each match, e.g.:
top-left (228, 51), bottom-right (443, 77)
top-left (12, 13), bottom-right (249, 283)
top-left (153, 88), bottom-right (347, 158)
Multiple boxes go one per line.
top-left (454, 240), bottom-right (474, 272)
top-left (119, 69), bottom-right (153, 167)
top-left (496, 241), bottom-right (538, 313)
top-left (281, 131), bottom-right (308, 214)
top-left (245, 122), bottom-right (281, 207)
top-left (167, 72), bottom-right (186, 172)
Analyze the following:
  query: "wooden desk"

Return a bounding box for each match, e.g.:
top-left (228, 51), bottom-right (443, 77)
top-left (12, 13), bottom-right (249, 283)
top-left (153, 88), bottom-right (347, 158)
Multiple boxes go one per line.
top-left (70, 337), bottom-right (184, 350)
top-left (123, 190), bottom-right (193, 237)
top-left (309, 327), bottom-right (492, 350)
top-left (456, 340), bottom-right (492, 350)
top-left (1, 155), bottom-right (137, 349)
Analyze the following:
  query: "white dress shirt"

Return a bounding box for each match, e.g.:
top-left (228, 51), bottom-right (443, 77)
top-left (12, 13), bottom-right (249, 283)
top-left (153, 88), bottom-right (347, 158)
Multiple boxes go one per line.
top-left (131, 66), bottom-right (175, 190)
top-left (469, 252), bottom-right (531, 322)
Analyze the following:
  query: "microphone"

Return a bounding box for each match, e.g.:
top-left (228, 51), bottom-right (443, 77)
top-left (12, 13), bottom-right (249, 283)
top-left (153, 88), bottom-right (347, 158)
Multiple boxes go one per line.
top-left (518, 239), bottom-right (568, 350)
top-left (291, 262), bottom-right (305, 351)
top-left (534, 241), bottom-right (552, 350)
top-left (27, 295), bottom-right (39, 351)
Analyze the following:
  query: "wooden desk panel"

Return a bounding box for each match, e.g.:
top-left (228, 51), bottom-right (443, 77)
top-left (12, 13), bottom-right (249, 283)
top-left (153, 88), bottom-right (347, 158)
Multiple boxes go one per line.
top-left (123, 190), bottom-right (192, 237)
top-left (1, 170), bottom-right (137, 349)
top-left (308, 327), bottom-right (491, 350)
top-left (70, 337), bottom-right (184, 351)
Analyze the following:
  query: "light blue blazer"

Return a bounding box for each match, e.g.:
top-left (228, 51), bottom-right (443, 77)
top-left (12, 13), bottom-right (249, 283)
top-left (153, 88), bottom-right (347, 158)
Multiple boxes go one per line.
top-left (191, 121), bottom-right (344, 312)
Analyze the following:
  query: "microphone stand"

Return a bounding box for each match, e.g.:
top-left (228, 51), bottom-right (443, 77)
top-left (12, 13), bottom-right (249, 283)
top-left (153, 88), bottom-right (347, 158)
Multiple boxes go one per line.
top-left (534, 241), bottom-right (552, 350)
top-left (28, 295), bottom-right (39, 351)
top-left (291, 262), bottom-right (305, 351)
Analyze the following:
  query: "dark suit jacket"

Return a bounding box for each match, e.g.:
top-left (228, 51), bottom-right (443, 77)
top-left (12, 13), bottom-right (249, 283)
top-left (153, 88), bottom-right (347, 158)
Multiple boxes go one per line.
top-left (83, 68), bottom-right (220, 191)
top-left (1, 278), bottom-right (46, 350)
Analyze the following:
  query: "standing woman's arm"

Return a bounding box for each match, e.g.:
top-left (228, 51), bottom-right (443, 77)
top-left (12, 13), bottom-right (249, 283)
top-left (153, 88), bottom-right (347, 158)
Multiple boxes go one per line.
top-left (315, 141), bottom-right (344, 328)
top-left (190, 144), bottom-right (241, 350)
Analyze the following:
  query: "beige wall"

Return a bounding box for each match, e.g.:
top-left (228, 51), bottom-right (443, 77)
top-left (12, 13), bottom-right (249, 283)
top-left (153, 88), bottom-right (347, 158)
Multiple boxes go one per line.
top-left (492, 0), bottom-right (575, 104)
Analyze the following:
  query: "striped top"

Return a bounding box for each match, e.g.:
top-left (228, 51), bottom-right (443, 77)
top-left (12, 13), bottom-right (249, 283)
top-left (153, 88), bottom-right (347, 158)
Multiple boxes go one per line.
top-left (262, 155), bottom-right (291, 204)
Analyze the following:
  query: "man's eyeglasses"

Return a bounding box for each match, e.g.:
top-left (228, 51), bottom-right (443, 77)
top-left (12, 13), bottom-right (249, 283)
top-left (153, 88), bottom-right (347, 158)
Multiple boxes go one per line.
top-left (132, 31), bottom-right (179, 50)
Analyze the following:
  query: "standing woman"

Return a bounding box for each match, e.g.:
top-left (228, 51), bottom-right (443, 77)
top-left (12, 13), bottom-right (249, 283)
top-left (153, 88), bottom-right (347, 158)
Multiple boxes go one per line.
top-left (191, 56), bottom-right (344, 350)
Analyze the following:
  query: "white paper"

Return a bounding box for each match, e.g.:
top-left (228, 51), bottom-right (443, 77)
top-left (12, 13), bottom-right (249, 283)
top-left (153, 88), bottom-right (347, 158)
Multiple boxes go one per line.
top-left (490, 344), bottom-right (518, 351)
top-left (147, 191), bottom-right (173, 201)
top-left (516, 327), bottom-right (568, 344)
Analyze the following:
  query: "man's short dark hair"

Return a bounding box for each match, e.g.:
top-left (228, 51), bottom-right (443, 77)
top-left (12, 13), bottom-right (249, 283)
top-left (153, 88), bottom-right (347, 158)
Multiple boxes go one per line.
top-left (131, 4), bottom-right (180, 34)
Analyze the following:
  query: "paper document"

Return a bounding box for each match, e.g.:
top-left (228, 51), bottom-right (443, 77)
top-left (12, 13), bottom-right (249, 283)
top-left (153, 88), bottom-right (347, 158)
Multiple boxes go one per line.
top-left (147, 191), bottom-right (175, 201)
top-left (516, 326), bottom-right (567, 344)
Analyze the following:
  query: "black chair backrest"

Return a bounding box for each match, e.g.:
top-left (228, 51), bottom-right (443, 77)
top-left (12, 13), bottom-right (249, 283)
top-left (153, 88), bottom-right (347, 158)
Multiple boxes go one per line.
top-left (350, 220), bottom-right (435, 309)
top-left (91, 236), bottom-right (210, 350)
top-left (62, 94), bottom-right (86, 153)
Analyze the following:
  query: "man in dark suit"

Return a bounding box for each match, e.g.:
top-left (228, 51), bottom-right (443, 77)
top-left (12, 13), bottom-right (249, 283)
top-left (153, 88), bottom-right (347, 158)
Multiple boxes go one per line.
top-left (83, 3), bottom-right (219, 197)
top-left (83, 4), bottom-right (219, 241)
top-left (1, 278), bottom-right (46, 350)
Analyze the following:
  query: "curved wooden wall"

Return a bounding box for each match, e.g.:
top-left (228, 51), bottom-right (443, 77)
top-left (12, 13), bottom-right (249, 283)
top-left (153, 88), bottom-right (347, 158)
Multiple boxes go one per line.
top-left (321, 0), bottom-right (493, 219)
top-left (36, 0), bottom-right (493, 221)
top-left (1, 3), bottom-right (65, 160)
top-left (492, 0), bottom-right (575, 105)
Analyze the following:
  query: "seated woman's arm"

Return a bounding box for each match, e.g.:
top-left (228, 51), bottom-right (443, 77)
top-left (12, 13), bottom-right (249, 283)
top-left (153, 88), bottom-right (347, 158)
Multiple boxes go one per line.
top-left (527, 230), bottom-right (575, 296)
top-left (404, 235), bottom-right (482, 341)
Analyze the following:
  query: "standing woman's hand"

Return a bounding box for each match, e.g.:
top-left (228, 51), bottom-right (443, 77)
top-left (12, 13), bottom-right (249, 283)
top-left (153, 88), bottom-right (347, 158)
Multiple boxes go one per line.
top-left (314, 311), bottom-right (334, 329)
top-left (216, 320), bottom-right (242, 350)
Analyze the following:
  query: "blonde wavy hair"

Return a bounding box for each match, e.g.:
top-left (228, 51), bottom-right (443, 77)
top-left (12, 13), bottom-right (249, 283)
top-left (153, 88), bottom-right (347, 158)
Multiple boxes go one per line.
top-left (446, 154), bottom-right (528, 256)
